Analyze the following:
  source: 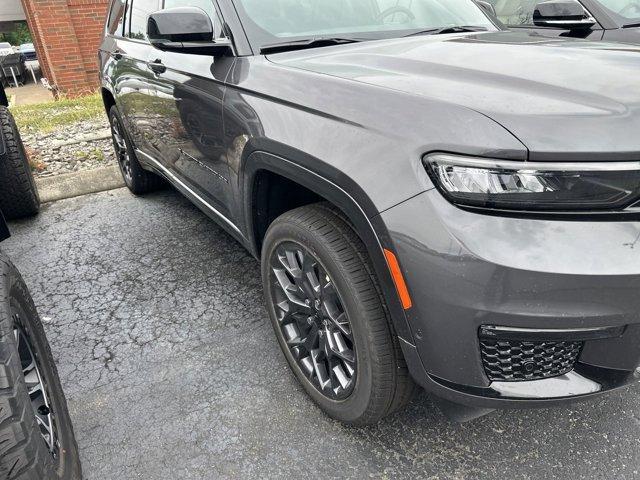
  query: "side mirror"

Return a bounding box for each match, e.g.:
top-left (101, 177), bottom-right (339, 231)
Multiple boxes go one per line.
top-left (147, 7), bottom-right (231, 56)
top-left (533, 0), bottom-right (596, 30)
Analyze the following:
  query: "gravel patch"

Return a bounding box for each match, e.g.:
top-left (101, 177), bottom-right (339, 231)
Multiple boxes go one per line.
top-left (22, 117), bottom-right (117, 178)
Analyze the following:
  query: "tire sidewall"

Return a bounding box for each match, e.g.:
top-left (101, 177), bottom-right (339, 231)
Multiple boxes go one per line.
top-left (1, 258), bottom-right (81, 479)
top-left (262, 220), bottom-right (378, 423)
top-left (108, 107), bottom-right (134, 190)
top-left (8, 108), bottom-right (40, 205)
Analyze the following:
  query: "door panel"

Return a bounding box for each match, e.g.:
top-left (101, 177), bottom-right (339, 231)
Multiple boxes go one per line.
top-left (603, 27), bottom-right (640, 42)
top-left (112, 39), bottom-right (162, 155)
top-left (146, 50), bottom-right (235, 219)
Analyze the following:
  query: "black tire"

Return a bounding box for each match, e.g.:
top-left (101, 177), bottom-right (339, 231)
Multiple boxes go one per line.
top-left (109, 105), bottom-right (163, 195)
top-left (0, 106), bottom-right (40, 220)
top-left (262, 203), bottom-right (414, 425)
top-left (0, 252), bottom-right (82, 479)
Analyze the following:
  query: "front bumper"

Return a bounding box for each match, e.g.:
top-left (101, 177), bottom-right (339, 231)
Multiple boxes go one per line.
top-left (380, 189), bottom-right (640, 408)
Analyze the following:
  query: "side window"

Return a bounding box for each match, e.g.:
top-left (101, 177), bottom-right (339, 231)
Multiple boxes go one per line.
top-left (107, 0), bottom-right (127, 36)
top-left (163, 0), bottom-right (225, 37)
top-left (486, 0), bottom-right (541, 25)
top-left (128, 0), bottom-right (160, 40)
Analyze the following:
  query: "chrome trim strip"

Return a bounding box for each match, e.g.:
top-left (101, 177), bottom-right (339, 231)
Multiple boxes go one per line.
top-left (485, 325), bottom-right (617, 334)
top-left (426, 153), bottom-right (640, 172)
top-left (491, 371), bottom-right (601, 399)
top-left (479, 324), bottom-right (624, 341)
top-left (136, 149), bottom-right (242, 236)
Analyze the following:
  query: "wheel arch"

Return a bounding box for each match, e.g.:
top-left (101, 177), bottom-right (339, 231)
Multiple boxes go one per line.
top-left (242, 149), bottom-right (415, 344)
top-left (100, 85), bottom-right (116, 115)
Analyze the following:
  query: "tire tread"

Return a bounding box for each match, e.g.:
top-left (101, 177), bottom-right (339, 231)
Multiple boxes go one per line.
top-left (0, 106), bottom-right (40, 220)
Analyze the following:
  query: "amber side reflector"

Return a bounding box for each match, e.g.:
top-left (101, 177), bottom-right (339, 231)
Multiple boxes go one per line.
top-left (383, 249), bottom-right (412, 310)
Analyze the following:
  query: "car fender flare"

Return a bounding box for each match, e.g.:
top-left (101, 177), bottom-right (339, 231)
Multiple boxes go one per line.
top-left (241, 148), bottom-right (415, 344)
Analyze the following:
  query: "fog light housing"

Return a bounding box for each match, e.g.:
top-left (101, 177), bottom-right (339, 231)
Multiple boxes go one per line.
top-left (424, 153), bottom-right (640, 211)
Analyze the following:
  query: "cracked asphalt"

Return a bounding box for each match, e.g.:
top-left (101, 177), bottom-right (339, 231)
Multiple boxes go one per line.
top-left (3, 187), bottom-right (640, 479)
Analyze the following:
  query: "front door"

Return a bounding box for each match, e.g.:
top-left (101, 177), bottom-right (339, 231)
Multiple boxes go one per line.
top-left (143, 0), bottom-right (236, 221)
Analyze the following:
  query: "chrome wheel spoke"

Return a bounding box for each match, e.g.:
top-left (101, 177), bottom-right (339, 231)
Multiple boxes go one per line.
top-left (111, 118), bottom-right (133, 183)
top-left (13, 318), bottom-right (58, 458)
top-left (270, 242), bottom-right (357, 399)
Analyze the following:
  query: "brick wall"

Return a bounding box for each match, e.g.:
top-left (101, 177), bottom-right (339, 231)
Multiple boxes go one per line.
top-left (21, 0), bottom-right (109, 97)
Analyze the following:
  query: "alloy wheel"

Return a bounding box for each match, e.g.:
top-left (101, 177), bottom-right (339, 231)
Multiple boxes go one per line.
top-left (111, 117), bottom-right (133, 184)
top-left (14, 316), bottom-right (58, 458)
top-left (269, 241), bottom-right (356, 400)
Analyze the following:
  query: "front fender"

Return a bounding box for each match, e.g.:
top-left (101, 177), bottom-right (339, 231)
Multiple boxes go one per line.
top-left (241, 150), bottom-right (415, 345)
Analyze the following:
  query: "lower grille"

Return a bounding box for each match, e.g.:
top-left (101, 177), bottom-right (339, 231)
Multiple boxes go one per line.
top-left (480, 339), bottom-right (583, 382)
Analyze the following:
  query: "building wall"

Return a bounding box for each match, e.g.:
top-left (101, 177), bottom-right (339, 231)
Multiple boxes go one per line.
top-left (21, 0), bottom-right (109, 96)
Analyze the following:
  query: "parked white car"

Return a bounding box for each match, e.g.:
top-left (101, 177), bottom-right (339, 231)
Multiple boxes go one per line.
top-left (0, 42), bottom-right (13, 57)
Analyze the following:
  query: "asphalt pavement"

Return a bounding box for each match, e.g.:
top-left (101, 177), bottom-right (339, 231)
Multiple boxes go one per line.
top-left (4, 188), bottom-right (640, 479)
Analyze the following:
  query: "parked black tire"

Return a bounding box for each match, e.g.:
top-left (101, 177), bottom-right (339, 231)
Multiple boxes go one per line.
top-left (109, 105), bottom-right (163, 195)
top-left (0, 106), bottom-right (40, 220)
top-left (0, 252), bottom-right (82, 479)
top-left (262, 203), bottom-right (414, 425)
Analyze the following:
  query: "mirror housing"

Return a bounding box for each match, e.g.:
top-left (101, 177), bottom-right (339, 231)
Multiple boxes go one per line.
top-left (533, 0), bottom-right (596, 30)
top-left (147, 7), bottom-right (231, 56)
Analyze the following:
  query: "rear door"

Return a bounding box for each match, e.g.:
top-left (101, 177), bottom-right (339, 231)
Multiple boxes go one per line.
top-left (112, 0), bottom-right (164, 157)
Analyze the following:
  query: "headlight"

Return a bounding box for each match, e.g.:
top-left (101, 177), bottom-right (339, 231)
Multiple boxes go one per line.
top-left (424, 153), bottom-right (640, 212)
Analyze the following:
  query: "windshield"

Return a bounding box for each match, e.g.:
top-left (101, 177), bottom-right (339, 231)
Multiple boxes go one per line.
top-left (231, 0), bottom-right (496, 52)
top-left (597, 0), bottom-right (640, 23)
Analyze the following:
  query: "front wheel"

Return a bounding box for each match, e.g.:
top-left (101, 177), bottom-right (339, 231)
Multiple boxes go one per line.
top-left (261, 203), bottom-right (414, 425)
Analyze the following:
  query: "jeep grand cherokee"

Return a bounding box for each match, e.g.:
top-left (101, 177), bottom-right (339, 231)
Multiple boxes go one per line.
top-left (99, 0), bottom-right (640, 424)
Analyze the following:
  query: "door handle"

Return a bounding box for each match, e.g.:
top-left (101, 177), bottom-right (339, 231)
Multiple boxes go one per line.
top-left (148, 60), bottom-right (166, 75)
top-left (111, 50), bottom-right (123, 60)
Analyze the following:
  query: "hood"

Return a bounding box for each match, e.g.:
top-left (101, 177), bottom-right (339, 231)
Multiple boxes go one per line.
top-left (269, 31), bottom-right (640, 160)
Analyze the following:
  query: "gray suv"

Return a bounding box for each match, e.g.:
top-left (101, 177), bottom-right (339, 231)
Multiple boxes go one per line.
top-left (99, 0), bottom-right (640, 424)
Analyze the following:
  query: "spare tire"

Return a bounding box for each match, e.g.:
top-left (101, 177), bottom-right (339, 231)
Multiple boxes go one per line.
top-left (0, 252), bottom-right (81, 479)
top-left (0, 106), bottom-right (40, 220)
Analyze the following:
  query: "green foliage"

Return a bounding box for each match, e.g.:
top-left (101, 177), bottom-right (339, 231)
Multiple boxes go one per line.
top-left (12, 93), bottom-right (105, 133)
top-left (0, 22), bottom-right (32, 46)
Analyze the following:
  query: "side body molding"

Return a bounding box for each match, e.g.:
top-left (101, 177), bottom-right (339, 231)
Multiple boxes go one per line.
top-left (241, 150), bottom-right (415, 344)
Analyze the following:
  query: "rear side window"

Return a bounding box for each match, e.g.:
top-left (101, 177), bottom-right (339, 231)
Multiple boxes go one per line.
top-left (107, 0), bottom-right (127, 36)
top-left (128, 0), bottom-right (160, 40)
